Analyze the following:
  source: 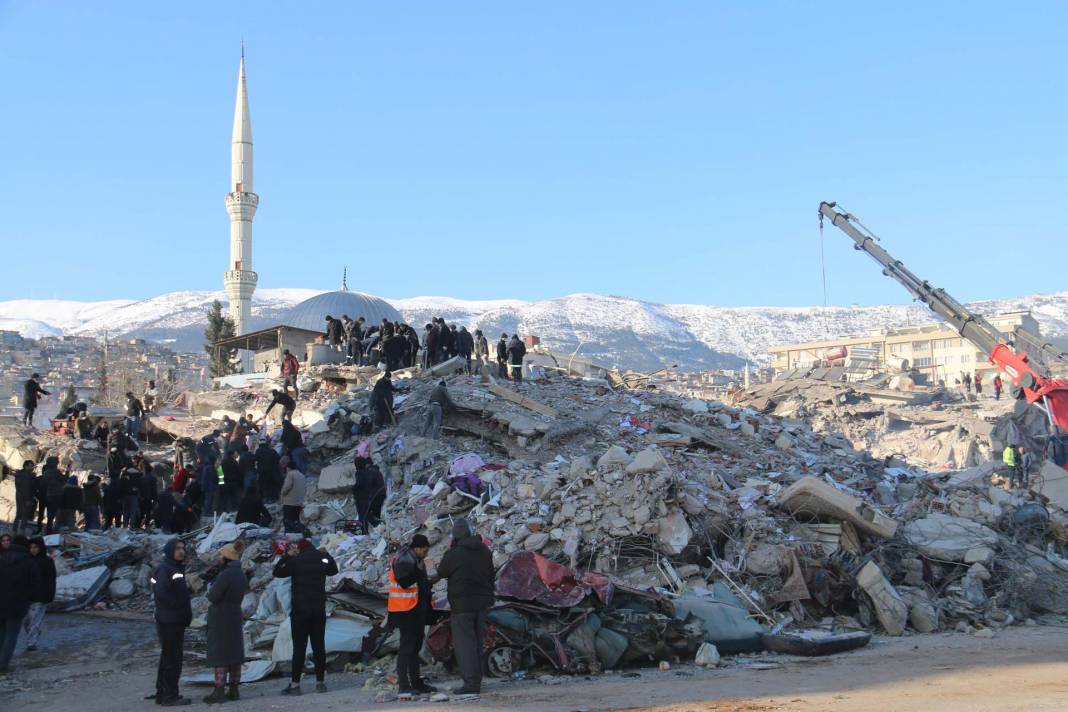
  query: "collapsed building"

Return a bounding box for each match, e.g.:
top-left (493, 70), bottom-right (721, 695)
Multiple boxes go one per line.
top-left (4, 354), bottom-right (1068, 695)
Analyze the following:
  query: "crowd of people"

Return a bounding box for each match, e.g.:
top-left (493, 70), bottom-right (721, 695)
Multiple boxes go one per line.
top-left (952, 369), bottom-right (1004, 400)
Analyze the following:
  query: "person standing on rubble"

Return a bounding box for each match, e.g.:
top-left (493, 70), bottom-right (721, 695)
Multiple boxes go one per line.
top-left (473, 330), bottom-right (489, 375)
top-left (457, 326), bottom-right (474, 374)
top-left (255, 439), bottom-right (282, 502)
top-left (219, 450), bottom-right (241, 514)
top-left (405, 325), bottom-right (421, 368)
top-left (273, 539), bottom-right (338, 695)
top-left (40, 456), bottom-right (66, 534)
top-left (125, 391), bottom-right (145, 441)
top-left (281, 348), bottom-right (301, 399)
top-left (371, 371), bottom-right (396, 430)
top-left (496, 334), bottom-right (509, 380)
top-left (1003, 444), bottom-right (1023, 487)
top-left (423, 380), bottom-right (455, 440)
top-left (144, 380), bottom-right (159, 414)
top-left (974, 372), bottom-right (983, 396)
top-left (993, 373), bottom-right (1004, 400)
top-left (58, 475), bottom-right (83, 530)
top-left (82, 474), bottom-right (102, 530)
top-left (21, 373), bottom-right (49, 428)
top-left (151, 539), bottom-right (193, 706)
top-left (389, 534), bottom-right (437, 696)
top-left (203, 541), bottom-right (248, 704)
top-left (435, 518), bottom-right (495, 696)
top-left (352, 455), bottom-right (385, 529)
top-left (280, 419), bottom-right (307, 473)
top-left (507, 335), bottom-right (527, 383)
top-left (22, 536), bottom-right (56, 651)
top-left (325, 315), bottom-right (344, 352)
top-left (13, 461), bottom-right (36, 533)
top-left (280, 458), bottom-right (307, 533)
top-left (0, 533), bottom-right (41, 673)
top-left (102, 473), bottom-right (123, 530)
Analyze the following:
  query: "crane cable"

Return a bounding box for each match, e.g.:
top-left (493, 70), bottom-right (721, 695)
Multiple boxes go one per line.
top-left (818, 209), bottom-right (828, 306)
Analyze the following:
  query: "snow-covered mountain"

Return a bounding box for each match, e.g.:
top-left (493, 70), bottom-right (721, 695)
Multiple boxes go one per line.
top-left (1, 289), bottom-right (1066, 372)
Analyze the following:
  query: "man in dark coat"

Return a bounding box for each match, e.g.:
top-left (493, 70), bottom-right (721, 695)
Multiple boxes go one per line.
top-left (22, 373), bottom-right (49, 427)
top-left (103, 475), bottom-right (123, 529)
top-left (23, 536), bottom-right (56, 650)
top-left (273, 540), bottom-right (339, 695)
top-left (58, 475), bottom-right (83, 530)
top-left (120, 465), bottom-right (143, 528)
top-left (473, 330), bottom-right (489, 375)
top-left (203, 542), bottom-right (249, 703)
top-left (13, 460), bottom-right (36, 532)
top-left (152, 539), bottom-right (193, 706)
top-left (219, 451), bottom-right (241, 513)
top-left (436, 518), bottom-right (495, 695)
top-left (423, 323), bottom-right (438, 368)
top-left (0, 533), bottom-right (41, 673)
top-left (325, 315), bottom-right (344, 351)
top-left (352, 456), bottom-right (385, 529)
top-left (40, 456), bottom-right (66, 534)
top-left (235, 486), bottom-right (271, 527)
top-left (457, 327), bottom-right (475, 374)
top-left (389, 535), bottom-right (436, 695)
top-left (255, 441), bottom-right (282, 502)
top-left (507, 335), bottom-right (527, 383)
top-left (264, 389), bottom-right (296, 423)
top-left (370, 372), bottom-right (395, 430)
top-left (496, 334), bottom-right (509, 380)
top-left (280, 421), bottom-right (306, 473)
top-left (82, 474), bottom-right (102, 530)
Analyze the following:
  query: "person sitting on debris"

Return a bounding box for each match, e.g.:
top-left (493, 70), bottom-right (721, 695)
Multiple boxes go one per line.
top-left (496, 333), bottom-right (509, 380)
top-left (473, 329), bottom-right (489, 375)
top-left (0, 533), bottom-right (41, 673)
top-left (423, 380), bottom-right (455, 440)
top-left (352, 456), bottom-right (386, 529)
top-left (273, 539), bottom-right (339, 695)
top-left (507, 334), bottom-right (527, 383)
top-left (371, 371), bottom-right (396, 430)
top-left (151, 539), bottom-right (193, 706)
top-left (264, 388), bottom-right (296, 423)
top-left (58, 474), bottom-right (83, 530)
top-left (389, 534), bottom-right (437, 697)
top-left (280, 458), bottom-right (307, 533)
top-left (236, 485), bottom-right (272, 527)
top-left (435, 518), bottom-right (495, 696)
top-left (40, 456), bottom-right (66, 534)
top-left (82, 474), bottom-right (102, 530)
top-left (203, 541), bottom-right (249, 704)
top-left (255, 439), bottom-right (282, 502)
top-left (21, 373), bottom-right (49, 428)
top-left (93, 419), bottom-right (110, 448)
top-left (125, 391), bottom-right (145, 441)
top-left (23, 536), bottom-right (56, 652)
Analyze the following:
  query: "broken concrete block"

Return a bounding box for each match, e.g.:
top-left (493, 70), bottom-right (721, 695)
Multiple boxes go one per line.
top-left (694, 642), bottom-right (720, 667)
top-left (964, 547), bottom-right (994, 564)
top-left (108, 578), bottom-right (135, 599)
top-left (308, 418), bottom-right (331, 435)
top-left (856, 561), bottom-right (907, 636)
top-left (426, 355), bottom-right (466, 377)
top-left (597, 445), bottom-right (631, 468)
top-left (1033, 460), bottom-right (1068, 511)
top-left (774, 476), bottom-right (899, 538)
top-left (625, 448), bottom-right (668, 475)
top-left (569, 455), bottom-right (592, 479)
top-left (683, 399), bottom-right (709, 414)
top-left (774, 432), bottom-right (794, 450)
top-left (903, 513), bottom-right (999, 561)
top-left (715, 412), bottom-right (731, 428)
top-left (657, 510), bottom-right (692, 555)
top-left (317, 461), bottom-right (356, 494)
top-left (739, 421), bottom-right (756, 437)
top-left (523, 532), bottom-right (550, 551)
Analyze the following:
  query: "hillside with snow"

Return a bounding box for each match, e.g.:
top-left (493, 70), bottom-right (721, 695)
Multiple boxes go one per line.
top-left (1, 289), bottom-right (1066, 372)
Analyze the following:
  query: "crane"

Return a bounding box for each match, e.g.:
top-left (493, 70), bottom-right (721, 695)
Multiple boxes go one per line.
top-left (817, 201), bottom-right (1068, 438)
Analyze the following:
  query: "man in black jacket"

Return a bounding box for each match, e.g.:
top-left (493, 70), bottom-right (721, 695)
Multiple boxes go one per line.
top-left (507, 335), bottom-right (527, 383)
top-left (13, 460), bottom-right (36, 532)
top-left (457, 327), bottom-right (475, 374)
top-left (22, 373), bottom-right (49, 427)
top-left (264, 389), bottom-right (296, 423)
top-left (0, 534), bottom-right (41, 672)
top-left (254, 440), bottom-right (282, 502)
top-left (273, 540), bottom-right (339, 695)
top-left (352, 456), bottom-right (385, 529)
top-left (120, 465), bottom-right (143, 529)
top-left (152, 539), bottom-right (193, 705)
top-left (370, 372), bottom-right (395, 431)
top-left (40, 456), bottom-right (66, 534)
top-left (389, 535), bottom-right (436, 696)
top-left (496, 334), bottom-right (509, 380)
top-left (219, 451), bottom-right (241, 513)
top-left (23, 537), bottom-right (56, 650)
top-left (436, 518), bottom-right (495, 695)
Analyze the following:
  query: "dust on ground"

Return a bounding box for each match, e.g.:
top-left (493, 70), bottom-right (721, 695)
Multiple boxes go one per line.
top-left (3, 615), bottom-right (1066, 712)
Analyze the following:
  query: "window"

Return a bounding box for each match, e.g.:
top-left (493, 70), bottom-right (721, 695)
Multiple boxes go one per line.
top-left (912, 341), bottom-right (930, 352)
top-left (914, 357), bottom-right (932, 367)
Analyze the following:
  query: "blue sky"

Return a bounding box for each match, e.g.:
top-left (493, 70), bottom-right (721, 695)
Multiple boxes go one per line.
top-left (1, 2), bottom-right (1065, 307)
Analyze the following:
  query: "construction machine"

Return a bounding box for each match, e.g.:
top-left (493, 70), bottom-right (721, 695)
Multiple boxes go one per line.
top-left (817, 202), bottom-right (1068, 456)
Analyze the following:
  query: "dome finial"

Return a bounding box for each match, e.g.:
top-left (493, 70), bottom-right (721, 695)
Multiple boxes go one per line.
top-left (341, 267), bottom-right (348, 292)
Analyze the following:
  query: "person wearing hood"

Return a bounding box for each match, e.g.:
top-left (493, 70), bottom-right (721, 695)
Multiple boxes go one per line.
top-left (22, 537), bottom-right (56, 651)
top-left (0, 533), bottom-right (40, 673)
top-left (152, 539), bottom-right (193, 706)
top-left (280, 420), bottom-right (306, 474)
top-left (120, 465), bottom-right (143, 529)
top-left (82, 474), bottom-right (102, 530)
top-left (235, 486), bottom-right (271, 527)
top-left (496, 334), bottom-right (509, 380)
top-left (13, 460), bottom-right (36, 533)
top-left (203, 542), bottom-right (249, 704)
top-left (58, 475), bottom-right (83, 530)
top-left (273, 539), bottom-right (338, 695)
top-left (423, 380), bottom-right (455, 441)
top-left (389, 534), bottom-right (437, 696)
top-left (254, 440), bottom-right (282, 503)
top-left (457, 326), bottom-right (474, 374)
top-left (40, 456), bottom-right (66, 534)
top-left (507, 335), bottom-right (527, 383)
top-left (352, 456), bottom-right (385, 530)
top-left (436, 518), bottom-right (495, 696)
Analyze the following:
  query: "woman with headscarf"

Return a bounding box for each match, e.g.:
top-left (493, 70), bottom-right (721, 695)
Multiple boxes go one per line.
top-left (22, 536), bottom-right (56, 650)
top-left (203, 541), bottom-right (249, 703)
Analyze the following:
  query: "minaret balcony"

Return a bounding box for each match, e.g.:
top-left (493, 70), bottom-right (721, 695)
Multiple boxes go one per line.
top-left (224, 270), bottom-right (259, 288)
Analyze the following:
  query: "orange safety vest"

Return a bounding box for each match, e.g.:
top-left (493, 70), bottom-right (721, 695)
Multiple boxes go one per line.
top-left (387, 556), bottom-right (419, 613)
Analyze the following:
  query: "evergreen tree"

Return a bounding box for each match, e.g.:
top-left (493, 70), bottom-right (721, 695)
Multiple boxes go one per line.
top-left (205, 300), bottom-right (238, 377)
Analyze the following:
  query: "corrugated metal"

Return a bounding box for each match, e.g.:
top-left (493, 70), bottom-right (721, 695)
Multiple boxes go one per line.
top-left (281, 291), bottom-right (403, 332)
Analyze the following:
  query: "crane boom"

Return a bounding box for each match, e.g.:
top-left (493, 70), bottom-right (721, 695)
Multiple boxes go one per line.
top-left (818, 201), bottom-right (1068, 435)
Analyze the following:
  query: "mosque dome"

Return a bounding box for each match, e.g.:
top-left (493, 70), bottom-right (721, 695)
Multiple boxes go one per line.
top-left (281, 290), bottom-right (403, 332)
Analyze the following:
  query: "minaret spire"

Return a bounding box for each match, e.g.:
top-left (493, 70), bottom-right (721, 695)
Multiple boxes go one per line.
top-left (223, 47), bottom-right (259, 337)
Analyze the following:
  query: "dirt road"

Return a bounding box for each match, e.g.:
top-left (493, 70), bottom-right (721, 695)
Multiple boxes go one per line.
top-left (2, 614), bottom-right (1066, 711)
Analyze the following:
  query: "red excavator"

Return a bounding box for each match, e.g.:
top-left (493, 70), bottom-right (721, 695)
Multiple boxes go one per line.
top-left (818, 202), bottom-right (1068, 468)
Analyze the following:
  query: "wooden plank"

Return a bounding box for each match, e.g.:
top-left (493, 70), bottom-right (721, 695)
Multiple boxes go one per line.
top-left (486, 383), bottom-right (559, 418)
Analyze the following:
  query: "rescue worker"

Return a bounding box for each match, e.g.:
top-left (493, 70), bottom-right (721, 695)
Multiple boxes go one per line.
top-left (265, 389), bottom-right (296, 423)
top-left (993, 374), bottom-right (1004, 400)
top-left (423, 380), bottom-right (455, 440)
top-left (22, 373), bottom-right (49, 428)
top-left (496, 334), bottom-right (509, 380)
top-left (507, 335), bottom-right (527, 383)
top-left (1003, 444), bottom-right (1022, 487)
top-left (436, 518), bottom-right (495, 696)
top-left (352, 456), bottom-right (385, 529)
top-left (281, 348), bottom-right (301, 399)
top-left (371, 371), bottom-right (395, 430)
top-left (388, 534), bottom-right (437, 696)
top-left (274, 540), bottom-right (338, 695)
top-left (151, 539), bottom-right (193, 706)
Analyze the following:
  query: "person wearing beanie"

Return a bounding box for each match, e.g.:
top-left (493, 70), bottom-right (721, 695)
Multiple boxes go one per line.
top-left (204, 541), bottom-right (248, 704)
top-left (273, 538), bottom-right (338, 695)
top-left (22, 537), bottom-right (56, 651)
top-left (388, 534), bottom-right (436, 696)
top-left (436, 518), bottom-right (495, 695)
